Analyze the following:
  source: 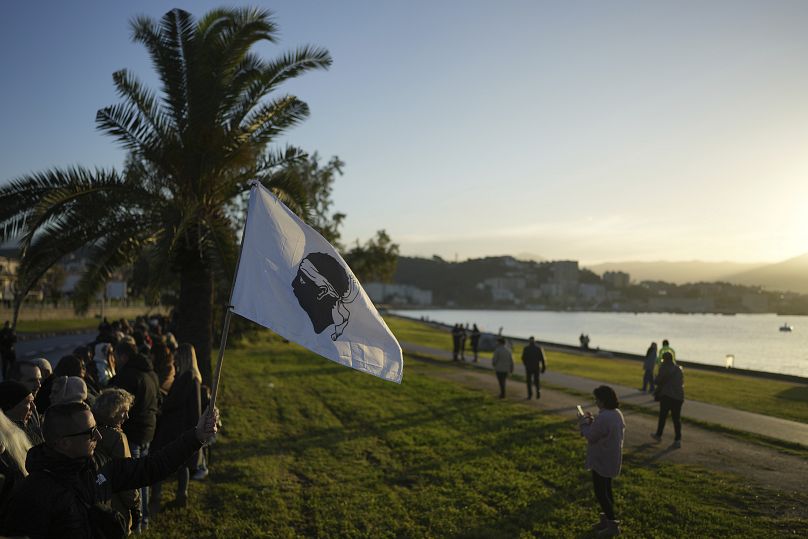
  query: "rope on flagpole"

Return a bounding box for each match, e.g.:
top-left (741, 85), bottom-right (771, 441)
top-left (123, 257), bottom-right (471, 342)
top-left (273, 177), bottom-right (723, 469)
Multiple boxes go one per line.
top-left (208, 182), bottom-right (257, 411)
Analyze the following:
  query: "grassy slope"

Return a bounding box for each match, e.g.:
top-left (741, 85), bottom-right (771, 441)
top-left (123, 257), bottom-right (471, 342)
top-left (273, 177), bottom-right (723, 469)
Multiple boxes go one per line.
top-left (385, 317), bottom-right (808, 424)
top-left (15, 318), bottom-right (99, 333)
top-left (144, 331), bottom-right (806, 538)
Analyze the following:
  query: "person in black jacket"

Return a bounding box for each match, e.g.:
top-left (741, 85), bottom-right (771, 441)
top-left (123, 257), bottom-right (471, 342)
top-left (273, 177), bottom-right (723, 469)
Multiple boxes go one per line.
top-left (1, 401), bottom-right (218, 538)
top-left (521, 337), bottom-right (547, 400)
top-left (109, 341), bottom-right (160, 531)
top-left (469, 324), bottom-right (481, 362)
top-left (150, 343), bottom-right (202, 514)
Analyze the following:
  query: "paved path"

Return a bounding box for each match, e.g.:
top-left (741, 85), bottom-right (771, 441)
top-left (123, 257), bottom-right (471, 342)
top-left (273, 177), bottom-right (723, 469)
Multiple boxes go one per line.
top-left (15, 331), bottom-right (96, 371)
top-left (401, 342), bottom-right (808, 448)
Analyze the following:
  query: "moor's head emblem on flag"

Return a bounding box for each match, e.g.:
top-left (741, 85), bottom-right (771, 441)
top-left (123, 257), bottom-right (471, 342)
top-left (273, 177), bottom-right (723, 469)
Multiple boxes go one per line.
top-left (293, 252), bottom-right (360, 340)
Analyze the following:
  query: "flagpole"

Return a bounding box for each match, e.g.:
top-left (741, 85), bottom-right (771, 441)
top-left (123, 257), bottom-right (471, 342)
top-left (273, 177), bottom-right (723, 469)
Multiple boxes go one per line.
top-left (208, 185), bottom-right (255, 412)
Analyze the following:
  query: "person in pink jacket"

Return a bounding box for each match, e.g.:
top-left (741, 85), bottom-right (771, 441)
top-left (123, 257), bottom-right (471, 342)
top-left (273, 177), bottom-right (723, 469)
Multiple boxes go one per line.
top-left (579, 385), bottom-right (625, 537)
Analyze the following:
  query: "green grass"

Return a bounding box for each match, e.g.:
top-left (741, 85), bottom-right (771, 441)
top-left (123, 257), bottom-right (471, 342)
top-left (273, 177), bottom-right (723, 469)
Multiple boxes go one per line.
top-left (143, 331), bottom-right (807, 538)
top-left (15, 318), bottom-right (99, 333)
top-left (385, 316), bottom-right (808, 424)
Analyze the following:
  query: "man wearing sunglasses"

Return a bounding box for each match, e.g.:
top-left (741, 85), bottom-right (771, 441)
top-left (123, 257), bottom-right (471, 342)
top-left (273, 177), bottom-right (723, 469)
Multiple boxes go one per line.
top-left (1, 400), bottom-right (219, 538)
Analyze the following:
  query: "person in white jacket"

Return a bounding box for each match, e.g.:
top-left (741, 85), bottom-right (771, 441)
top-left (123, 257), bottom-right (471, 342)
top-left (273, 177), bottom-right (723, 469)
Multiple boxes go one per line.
top-left (491, 337), bottom-right (513, 399)
top-left (92, 342), bottom-right (117, 387)
top-left (579, 385), bottom-right (625, 537)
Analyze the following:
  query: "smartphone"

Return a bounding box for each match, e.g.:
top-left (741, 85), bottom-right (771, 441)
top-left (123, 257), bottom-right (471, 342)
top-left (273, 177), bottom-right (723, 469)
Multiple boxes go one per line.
top-left (576, 405), bottom-right (584, 417)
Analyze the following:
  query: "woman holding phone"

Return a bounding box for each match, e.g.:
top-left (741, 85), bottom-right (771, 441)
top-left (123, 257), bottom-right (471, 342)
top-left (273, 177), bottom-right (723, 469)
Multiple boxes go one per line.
top-left (578, 385), bottom-right (625, 537)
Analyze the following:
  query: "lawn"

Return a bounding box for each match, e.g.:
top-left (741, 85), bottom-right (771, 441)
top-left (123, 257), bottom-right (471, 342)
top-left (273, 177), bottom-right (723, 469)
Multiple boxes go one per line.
top-left (15, 318), bottom-right (100, 333)
top-left (385, 316), bottom-right (808, 424)
top-left (143, 330), bottom-right (806, 538)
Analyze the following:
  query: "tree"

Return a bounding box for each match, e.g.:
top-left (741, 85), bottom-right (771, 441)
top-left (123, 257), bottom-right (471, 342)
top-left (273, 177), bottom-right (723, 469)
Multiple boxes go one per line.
top-left (284, 153), bottom-right (346, 249)
top-left (0, 8), bottom-right (331, 383)
top-left (344, 230), bottom-right (399, 283)
top-left (42, 266), bottom-right (67, 308)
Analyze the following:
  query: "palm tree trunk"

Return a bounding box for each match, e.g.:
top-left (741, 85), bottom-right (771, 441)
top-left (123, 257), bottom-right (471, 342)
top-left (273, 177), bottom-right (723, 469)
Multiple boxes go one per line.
top-left (176, 262), bottom-right (214, 386)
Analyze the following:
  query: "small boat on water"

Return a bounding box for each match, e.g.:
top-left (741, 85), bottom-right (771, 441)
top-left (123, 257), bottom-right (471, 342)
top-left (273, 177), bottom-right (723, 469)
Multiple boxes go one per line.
top-left (779, 323), bottom-right (793, 332)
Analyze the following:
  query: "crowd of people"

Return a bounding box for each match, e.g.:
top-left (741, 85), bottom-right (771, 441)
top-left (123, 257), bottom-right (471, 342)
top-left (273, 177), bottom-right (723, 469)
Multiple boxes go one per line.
top-left (0, 315), bottom-right (219, 538)
top-left (450, 323), bottom-right (481, 362)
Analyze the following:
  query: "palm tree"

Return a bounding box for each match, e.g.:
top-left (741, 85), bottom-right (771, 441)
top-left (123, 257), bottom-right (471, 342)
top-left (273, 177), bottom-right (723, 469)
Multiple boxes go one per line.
top-left (0, 7), bottom-right (332, 383)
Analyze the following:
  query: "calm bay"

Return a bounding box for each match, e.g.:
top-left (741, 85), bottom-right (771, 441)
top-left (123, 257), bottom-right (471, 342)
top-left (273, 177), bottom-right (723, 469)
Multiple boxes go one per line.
top-left (392, 309), bottom-right (808, 379)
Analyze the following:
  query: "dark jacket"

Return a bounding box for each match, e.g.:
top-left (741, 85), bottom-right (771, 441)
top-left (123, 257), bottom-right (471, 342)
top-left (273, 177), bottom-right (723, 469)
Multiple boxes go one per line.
top-left (95, 424), bottom-right (139, 531)
top-left (0, 451), bottom-right (25, 517)
top-left (655, 361), bottom-right (685, 401)
top-left (521, 343), bottom-right (546, 373)
top-left (1, 429), bottom-right (201, 539)
top-left (109, 354), bottom-right (160, 446)
top-left (151, 372), bottom-right (202, 468)
top-left (35, 375), bottom-right (54, 415)
top-left (15, 413), bottom-right (44, 447)
top-left (643, 345), bottom-right (657, 370)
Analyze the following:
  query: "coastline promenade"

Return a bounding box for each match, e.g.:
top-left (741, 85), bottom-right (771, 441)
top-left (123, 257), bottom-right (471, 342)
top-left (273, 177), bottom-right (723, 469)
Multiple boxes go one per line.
top-left (401, 341), bottom-right (808, 448)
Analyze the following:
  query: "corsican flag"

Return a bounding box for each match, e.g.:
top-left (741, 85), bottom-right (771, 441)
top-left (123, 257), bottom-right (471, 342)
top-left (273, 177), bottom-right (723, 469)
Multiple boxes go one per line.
top-left (231, 182), bottom-right (403, 383)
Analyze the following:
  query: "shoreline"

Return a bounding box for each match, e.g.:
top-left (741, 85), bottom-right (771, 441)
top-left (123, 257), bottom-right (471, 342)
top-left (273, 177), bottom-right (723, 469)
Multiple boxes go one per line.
top-left (390, 313), bottom-right (808, 384)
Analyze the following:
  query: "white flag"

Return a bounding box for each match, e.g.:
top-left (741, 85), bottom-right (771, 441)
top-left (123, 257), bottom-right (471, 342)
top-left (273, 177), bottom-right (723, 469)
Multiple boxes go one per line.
top-left (231, 183), bottom-right (403, 383)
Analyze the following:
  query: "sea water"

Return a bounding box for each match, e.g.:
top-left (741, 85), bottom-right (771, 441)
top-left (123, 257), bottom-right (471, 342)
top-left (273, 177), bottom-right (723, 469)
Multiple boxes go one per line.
top-left (393, 309), bottom-right (808, 379)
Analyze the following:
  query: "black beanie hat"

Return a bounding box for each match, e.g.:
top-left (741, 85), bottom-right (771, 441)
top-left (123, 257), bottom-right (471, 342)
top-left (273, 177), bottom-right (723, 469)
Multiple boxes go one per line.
top-left (0, 381), bottom-right (31, 411)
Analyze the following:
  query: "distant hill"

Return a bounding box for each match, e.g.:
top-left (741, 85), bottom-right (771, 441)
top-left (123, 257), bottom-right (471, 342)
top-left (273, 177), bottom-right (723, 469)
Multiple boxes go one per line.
top-left (725, 253), bottom-right (808, 294)
top-left (394, 255), bottom-right (538, 306)
top-left (586, 260), bottom-right (766, 285)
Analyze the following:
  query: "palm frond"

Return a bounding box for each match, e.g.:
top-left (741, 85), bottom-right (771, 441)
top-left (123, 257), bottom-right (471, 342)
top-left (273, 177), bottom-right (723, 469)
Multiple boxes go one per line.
top-left (240, 95), bottom-right (310, 147)
top-left (255, 168), bottom-right (309, 216)
top-left (130, 12), bottom-right (192, 133)
top-left (0, 167), bottom-right (126, 247)
top-left (199, 209), bottom-right (238, 282)
top-left (72, 231), bottom-right (150, 313)
top-left (110, 69), bottom-right (175, 146)
top-left (225, 46), bottom-right (331, 130)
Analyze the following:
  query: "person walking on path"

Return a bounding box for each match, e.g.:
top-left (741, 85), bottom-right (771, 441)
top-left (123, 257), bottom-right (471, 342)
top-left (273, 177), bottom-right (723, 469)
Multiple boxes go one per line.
top-left (459, 324), bottom-right (467, 361)
top-left (642, 342), bottom-right (657, 392)
top-left (491, 337), bottom-right (513, 399)
top-left (470, 324), bottom-right (481, 362)
top-left (451, 324), bottom-right (462, 361)
top-left (652, 351), bottom-right (684, 448)
top-left (657, 339), bottom-right (675, 365)
top-left (579, 385), bottom-right (625, 537)
top-left (521, 337), bottom-right (546, 399)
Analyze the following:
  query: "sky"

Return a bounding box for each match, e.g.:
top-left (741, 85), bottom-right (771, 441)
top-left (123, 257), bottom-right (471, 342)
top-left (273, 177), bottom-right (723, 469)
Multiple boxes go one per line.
top-left (2, 1), bottom-right (808, 266)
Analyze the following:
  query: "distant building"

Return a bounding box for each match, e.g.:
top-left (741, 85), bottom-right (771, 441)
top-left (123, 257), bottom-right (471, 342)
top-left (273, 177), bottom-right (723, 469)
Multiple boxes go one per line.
top-left (490, 288), bottom-right (516, 303)
top-left (0, 256), bottom-right (18, 302)
top-left (741, 292), bottom-right (768, 313)
top-left (364, 282), bottom-right (432, 306)
top-left (603, 271), bottom-right (630, 288)
top-left (550, 261), bottom-right (579, 284)
top-left (482, 277), bottom-right (526, 291)
top-left (540, 282), bottom-right (563, 298)
top-left (648, 297), bottom-right (715, 313)
top-left (578, 283), bottom-right (606, 302)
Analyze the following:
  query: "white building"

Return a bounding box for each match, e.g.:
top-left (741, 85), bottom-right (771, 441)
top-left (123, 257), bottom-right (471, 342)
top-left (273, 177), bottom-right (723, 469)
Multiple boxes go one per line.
top-left (364, 282), bottom-right (432, 305)
top-left (578, 283), bottom-right (606, 302)
top-left (603, 271), bottom-right (630, 288)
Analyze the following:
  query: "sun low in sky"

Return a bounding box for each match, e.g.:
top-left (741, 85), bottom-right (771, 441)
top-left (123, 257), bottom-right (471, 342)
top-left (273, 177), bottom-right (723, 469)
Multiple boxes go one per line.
top-left (1, 1), bottom-right (807, 265)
